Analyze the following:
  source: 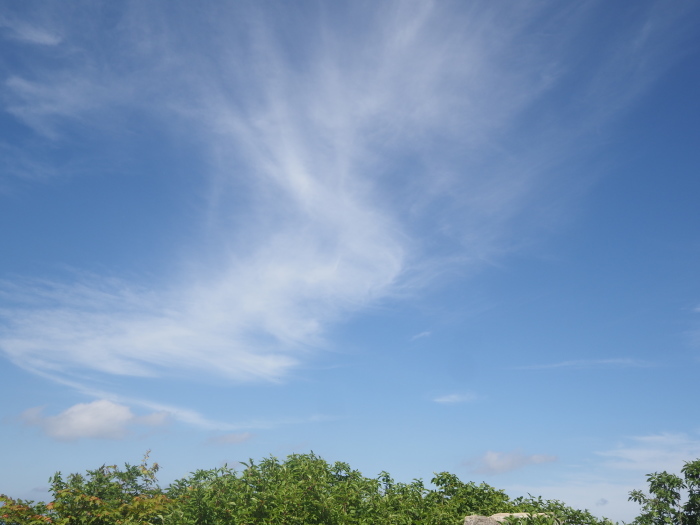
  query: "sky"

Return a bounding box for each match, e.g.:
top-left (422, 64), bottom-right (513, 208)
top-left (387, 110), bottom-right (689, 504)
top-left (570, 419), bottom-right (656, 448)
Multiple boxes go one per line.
top-left (1, 1), bottom-right (699, 522)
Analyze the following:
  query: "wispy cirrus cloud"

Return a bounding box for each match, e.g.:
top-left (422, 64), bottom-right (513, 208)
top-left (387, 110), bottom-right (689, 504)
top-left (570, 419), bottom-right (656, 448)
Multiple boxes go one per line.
top-left (5, 75), bottom-right (113, 139)
top-left (0, 14), bottom-right (62, 46)
top-left (0, 2), bottom-right (694, 389)
top-left (0, 275), bottom-right (302, 382)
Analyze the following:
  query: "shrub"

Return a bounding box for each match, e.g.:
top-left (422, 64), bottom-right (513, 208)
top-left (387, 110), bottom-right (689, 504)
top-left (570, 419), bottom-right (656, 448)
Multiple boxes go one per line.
top-left (2, 452), bottom-right (616, 525)
top-left (628, 457), bottom-right (700, 525)
top-left (1, 452), bottom-right (171, 525)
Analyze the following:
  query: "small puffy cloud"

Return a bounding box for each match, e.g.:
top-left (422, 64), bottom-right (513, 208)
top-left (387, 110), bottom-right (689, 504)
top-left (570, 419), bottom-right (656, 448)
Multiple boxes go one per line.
top-left (21, 399), bottom-right (168, 441)
top-left (209, 432), bottom-right (254, 445)
top-left (472, 450), bottom-right (557, 475)
top-left (433, 393), bottom-right (476, 404)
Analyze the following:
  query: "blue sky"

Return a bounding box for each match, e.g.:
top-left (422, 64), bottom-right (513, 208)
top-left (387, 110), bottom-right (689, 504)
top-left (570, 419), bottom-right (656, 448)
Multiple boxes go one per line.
top-left (1, 1), bottom-right (700, 522)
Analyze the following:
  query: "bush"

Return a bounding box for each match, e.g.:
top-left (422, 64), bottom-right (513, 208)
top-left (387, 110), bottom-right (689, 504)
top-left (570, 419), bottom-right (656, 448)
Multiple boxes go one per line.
top-left (2, 452), bottom-right (616, 525)
top-left (1, 452), bottom-right (171, 525)
top-left (628, 457), bottom-right (700, 525)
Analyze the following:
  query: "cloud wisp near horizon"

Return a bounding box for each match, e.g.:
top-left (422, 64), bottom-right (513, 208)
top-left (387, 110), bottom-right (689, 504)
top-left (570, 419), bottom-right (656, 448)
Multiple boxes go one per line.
top-left (470, 450), bottom-right (558, 476)
top-left (514, 358), bottom-right (655, 370)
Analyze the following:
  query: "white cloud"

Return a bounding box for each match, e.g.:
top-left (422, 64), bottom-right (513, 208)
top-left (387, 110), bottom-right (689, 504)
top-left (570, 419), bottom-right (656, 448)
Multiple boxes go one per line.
top-left (433, 393), bottom-right (476, 404)
top-left (24, 373), bottom-right (335, 433)
top-left (21, 400), bottom-right (167, 441)
top-left (0, 276), bottom-right (303, 382)
top-left (472, 450), bottom-right (557, 475)
top-left (8, 371), bottom-right (232, 431)
top-left (0, 2), bottom-right (694, 387)
top-left (411, 331), bottom-right (431, 341)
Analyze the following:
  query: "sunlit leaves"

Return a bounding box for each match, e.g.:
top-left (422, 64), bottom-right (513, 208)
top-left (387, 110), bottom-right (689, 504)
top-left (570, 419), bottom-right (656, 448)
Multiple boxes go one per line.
top-left (0, 451), bottom-right (643, 524)
top-left (628, 458), bottom-right (700, 525)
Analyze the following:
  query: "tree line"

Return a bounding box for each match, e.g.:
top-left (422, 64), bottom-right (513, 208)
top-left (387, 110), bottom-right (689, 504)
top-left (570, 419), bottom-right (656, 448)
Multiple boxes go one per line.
top-left (1, 452), bottom-right (698, 524)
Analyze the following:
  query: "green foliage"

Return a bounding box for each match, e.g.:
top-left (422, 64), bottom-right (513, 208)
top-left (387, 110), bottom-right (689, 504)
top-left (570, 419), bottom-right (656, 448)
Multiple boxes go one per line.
top-left (2, 451), bottom-right (618, 525)
top-left (427, 471), bottom-right (514, 518)
top-left (502, 495), bottom-right (616, 525)
top-left (1, 451), bottom-right (171, 525)
top-left (165, 453), bottom-right (393, 525)
top-left (501, 515), bottom-right (558, 525)
top-left (628, 457), bottom-right (700, 525)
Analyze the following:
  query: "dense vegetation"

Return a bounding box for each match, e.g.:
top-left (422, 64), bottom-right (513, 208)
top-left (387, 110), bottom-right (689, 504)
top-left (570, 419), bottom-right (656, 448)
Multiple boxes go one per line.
top-left (2, 452), bottom-right (698, 524)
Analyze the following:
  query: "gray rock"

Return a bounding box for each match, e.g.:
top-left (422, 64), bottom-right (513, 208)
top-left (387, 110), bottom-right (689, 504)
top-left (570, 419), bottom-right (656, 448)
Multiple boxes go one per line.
top-left (491, 513), bottom-right (556, 523)
top-left (464, 513), bottom-right (556, 525)
top-left (464, 516), bottom-right (500, 525)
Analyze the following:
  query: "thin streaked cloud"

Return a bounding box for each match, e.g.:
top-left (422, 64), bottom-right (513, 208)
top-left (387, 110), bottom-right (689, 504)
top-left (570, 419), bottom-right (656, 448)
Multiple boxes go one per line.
top-left (0, 15), bottom-right (62, 46)
top-left (515, 358), bottom-right (655, 370)
top-left (597, 432), bottom-right (700, 473)
top-left (433, 393), bottom-right (477, 404)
